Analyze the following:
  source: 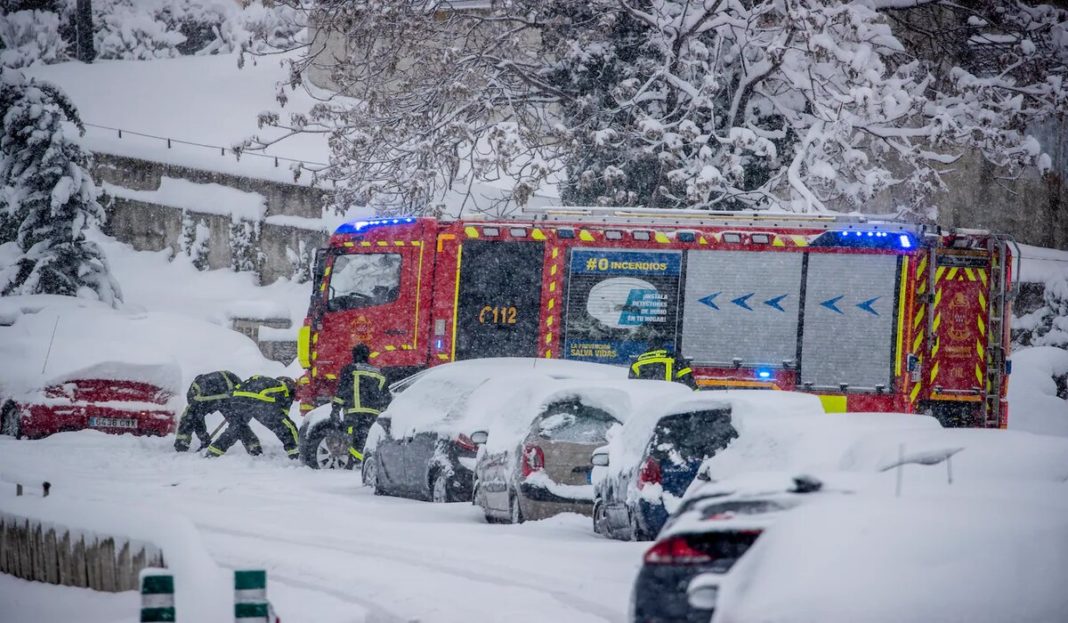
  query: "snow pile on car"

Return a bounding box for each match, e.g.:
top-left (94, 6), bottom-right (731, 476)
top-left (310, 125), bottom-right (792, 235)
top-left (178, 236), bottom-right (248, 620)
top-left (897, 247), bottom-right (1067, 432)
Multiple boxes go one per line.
top-left (713, 493), bottom-right (1068, 623)
top-left (383, 358), bottom-right (626, 442)
top-left (0, 295), bottom-right (285, 402)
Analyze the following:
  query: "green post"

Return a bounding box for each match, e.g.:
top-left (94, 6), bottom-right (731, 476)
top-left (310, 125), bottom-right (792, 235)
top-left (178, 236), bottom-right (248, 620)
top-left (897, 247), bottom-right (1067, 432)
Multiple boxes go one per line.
top-left (234, 569), bottom-right (270, 622)
top-left (140, 569), bottom-right (176, 622)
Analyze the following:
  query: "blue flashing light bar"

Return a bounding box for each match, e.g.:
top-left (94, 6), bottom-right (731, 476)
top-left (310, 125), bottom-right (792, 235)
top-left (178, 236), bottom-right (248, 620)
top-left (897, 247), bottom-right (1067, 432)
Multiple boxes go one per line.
top-left (334, 217), bottom-right (417, 235)
top-left (756, 369), bottom-right (773, 379)
top-left (812, 229), bottom-right (916, 251)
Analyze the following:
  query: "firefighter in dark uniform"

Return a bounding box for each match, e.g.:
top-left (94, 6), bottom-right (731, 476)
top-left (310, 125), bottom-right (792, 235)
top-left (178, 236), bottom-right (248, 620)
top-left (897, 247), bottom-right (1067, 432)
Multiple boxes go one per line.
top-left (629, 349), bottom-right (698, 390)
top-left (332, 344), bottom-right (392, 463)
top-left (174, 370), bottom-right (240, 452)
top-left (206, 375), bottom-right (300, 459)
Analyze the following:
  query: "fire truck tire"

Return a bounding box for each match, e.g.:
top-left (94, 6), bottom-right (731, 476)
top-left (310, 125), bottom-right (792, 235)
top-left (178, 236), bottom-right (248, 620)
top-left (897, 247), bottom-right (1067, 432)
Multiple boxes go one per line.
top-left (1, 402), bottom-right (20, 439)
top-left (300, 420), bottom-right (355, 470)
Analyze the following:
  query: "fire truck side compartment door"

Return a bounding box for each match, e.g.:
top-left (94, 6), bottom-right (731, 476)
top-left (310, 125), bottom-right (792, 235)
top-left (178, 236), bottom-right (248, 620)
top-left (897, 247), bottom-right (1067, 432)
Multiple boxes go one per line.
top-left (454, 240), bottom-right (544, 360)
top-left (800, 253), bottom-right (901, 390)
top-left (681, 250), bottom-right (803, 366)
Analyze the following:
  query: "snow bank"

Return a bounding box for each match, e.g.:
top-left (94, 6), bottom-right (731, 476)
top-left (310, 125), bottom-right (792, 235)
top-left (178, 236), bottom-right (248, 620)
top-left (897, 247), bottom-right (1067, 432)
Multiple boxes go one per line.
top-left (1017, 243), bottom-right (1068, 284)
top-left (25, 53), bottom-right (329, 187)
top-left (104, 177), bottom-right (267, 222)
top-left (714, 495), bottom-right (1068, 623)
top-left (841, 427), bottom-right (1068, 482)
top-left (1008, 347), bottom-right (1068, 437)
top-left (1, 493), bottom-right (230, 622)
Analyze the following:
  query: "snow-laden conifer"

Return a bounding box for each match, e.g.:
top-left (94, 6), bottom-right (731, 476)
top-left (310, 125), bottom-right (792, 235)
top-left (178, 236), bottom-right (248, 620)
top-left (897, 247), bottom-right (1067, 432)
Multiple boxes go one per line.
top-left (0, 68), bottom-right (121, 305)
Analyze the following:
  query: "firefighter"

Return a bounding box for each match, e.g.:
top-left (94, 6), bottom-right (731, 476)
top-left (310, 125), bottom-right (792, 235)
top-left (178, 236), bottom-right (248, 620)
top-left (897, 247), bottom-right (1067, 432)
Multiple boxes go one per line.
top-left (174, 370), bottom-right (241, 452)
top-left (332, 344), bottom-right (392, 463)
top-left (206, 375), bottom-right (300, 459)
top-left (628, 349), bottom-right (698, 390)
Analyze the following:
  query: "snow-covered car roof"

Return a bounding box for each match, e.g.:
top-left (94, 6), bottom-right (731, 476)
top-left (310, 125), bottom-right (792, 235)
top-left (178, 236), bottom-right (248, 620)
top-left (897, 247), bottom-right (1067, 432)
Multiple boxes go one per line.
top-left (712, 494), bottom-right (1068, 623)
top-left (383, 358), bottom-right (627, 438)
top-left (0, 296), bottom-right (285, 400)
top-left (477, 377), bottom-right (697, 453)
top-left (696, 410), bottom-right (942, 486)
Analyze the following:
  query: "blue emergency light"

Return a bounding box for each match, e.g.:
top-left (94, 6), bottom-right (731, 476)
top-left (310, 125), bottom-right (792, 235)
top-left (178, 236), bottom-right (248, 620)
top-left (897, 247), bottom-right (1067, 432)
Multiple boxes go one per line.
top-left (334, 217), bottom-right (417, 235)
top-left (756, 369), bottom-right (773, 379)
top-left (812, 230), bottom-right (916, 250)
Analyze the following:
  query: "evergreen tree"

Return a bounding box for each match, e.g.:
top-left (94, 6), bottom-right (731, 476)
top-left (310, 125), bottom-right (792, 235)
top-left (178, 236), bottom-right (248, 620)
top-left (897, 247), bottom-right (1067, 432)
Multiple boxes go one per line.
top-left (0, 68), bottom-right (121, 305)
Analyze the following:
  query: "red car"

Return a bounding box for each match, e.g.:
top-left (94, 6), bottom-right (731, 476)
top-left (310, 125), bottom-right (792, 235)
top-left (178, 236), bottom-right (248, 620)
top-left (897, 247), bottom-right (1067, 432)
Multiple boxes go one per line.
top-left (1, 364), bottom-right (179, 440)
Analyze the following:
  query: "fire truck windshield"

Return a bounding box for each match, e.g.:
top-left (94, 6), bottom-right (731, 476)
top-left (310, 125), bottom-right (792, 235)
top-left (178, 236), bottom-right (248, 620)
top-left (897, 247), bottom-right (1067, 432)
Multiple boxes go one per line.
top-left (327, 253), bottom-right (402, 312)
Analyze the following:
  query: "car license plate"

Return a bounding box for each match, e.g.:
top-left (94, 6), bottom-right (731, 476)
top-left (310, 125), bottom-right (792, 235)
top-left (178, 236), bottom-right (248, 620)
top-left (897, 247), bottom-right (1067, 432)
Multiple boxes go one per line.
top-left (88, 416), bottom-right (138, 429)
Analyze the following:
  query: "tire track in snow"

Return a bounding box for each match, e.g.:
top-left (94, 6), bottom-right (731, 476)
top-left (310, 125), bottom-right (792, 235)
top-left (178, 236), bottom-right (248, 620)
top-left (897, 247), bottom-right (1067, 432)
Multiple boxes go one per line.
top-left (198, 522), bottom-right (622, 622)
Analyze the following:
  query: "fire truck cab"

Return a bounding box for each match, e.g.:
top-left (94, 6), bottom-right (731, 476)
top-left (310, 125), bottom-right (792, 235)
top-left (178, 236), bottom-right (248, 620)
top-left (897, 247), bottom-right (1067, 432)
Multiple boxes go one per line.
top-left (297, 208), bottom-right (1016, 429)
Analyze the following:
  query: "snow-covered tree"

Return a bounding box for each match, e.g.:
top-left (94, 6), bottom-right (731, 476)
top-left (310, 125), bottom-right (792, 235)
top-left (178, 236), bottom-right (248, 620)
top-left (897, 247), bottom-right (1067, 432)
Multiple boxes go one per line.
top-left (260, 0), bottom-right (1067, 216)
top-left (0, 9), bottom-right (69, 68)
top-left (0, 69), bottom-right (121, 305)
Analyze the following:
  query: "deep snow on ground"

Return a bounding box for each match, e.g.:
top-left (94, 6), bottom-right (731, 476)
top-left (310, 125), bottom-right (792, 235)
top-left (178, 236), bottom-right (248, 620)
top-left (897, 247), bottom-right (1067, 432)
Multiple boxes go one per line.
top-left (1, 573), bottom-right (137, 623)
top-left (0, 431), bottom-right (644, 623)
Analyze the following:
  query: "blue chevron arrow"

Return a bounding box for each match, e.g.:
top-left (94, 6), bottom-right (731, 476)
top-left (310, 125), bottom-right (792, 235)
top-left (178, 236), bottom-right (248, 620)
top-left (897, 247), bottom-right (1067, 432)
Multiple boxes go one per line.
top-left (857, 296), bottom-right (880, 316)
top-left (731, 293), bottom-right (754, 311)
top-left (763, 294), bottom-right (788, 312)
top-left (699, 292), bottom-right (721, 310)
top-left (820, 295), bottom-right (844, 314)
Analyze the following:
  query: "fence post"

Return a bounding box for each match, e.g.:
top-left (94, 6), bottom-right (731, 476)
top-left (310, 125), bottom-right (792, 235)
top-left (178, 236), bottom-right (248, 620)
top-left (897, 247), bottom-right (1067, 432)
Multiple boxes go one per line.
top-left (140, 569), bottom-right (176, 622)
top-left (234, 569), bottom-right (269, 623)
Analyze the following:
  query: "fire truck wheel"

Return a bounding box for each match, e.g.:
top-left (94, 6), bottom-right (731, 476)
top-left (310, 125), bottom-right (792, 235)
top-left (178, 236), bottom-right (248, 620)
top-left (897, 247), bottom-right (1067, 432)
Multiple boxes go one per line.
top-left (300, 420), bottom-right (354, 470)
top-left (1, 402), bottom-right (20, 439)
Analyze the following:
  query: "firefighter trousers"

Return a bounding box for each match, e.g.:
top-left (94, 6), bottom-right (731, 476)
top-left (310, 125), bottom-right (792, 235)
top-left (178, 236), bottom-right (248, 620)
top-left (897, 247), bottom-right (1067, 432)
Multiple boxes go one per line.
top-left (206, 407), bottom-right (262, 457)
top-left (174, 402), bottom-right (220, 451)
top-left (345, 412), bottom-right (377, 462)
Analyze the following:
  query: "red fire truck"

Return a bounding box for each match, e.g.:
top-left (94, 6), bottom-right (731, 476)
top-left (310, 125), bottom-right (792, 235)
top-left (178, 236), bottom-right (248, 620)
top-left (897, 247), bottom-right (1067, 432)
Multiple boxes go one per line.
top-left (295, 207), bottom-right (1016, 429)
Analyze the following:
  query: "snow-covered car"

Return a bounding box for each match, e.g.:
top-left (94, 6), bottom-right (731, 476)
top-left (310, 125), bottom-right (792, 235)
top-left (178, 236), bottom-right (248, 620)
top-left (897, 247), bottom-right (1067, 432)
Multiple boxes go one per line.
top-left (0, 297), bottom-right (286, 443)
top-left (591, 394), bottom-right (735, 541)
top-left (1, 361), bottom-right (180, 439)
top-left (707, 492), bottom-right (1068, 623)
top-left (474, 380), bottom-right (695, 523)
top-left (362, 358), bottom-right (626, 501)
top-left (630, 472), bottom-right (856, 623)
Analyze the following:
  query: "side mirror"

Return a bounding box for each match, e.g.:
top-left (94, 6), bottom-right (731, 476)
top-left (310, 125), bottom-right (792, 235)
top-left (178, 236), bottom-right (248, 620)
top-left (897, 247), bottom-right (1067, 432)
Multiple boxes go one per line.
top-left (470, 430), bottom-right (488, 445)
top-left (591, 452), bottom-right (610, 467)
top-left (686, 574), bottom-right (720, 611)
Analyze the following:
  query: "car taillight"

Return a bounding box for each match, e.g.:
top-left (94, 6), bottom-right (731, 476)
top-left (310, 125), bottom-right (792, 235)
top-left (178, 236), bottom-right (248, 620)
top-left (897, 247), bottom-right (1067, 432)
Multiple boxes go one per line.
top-left (455, 433), bottom-right (477, 453)
top-left (637, 457), bottom-right (662, 489)
top-left (643, 536), bottom-right (712, 565)
top-left (521, 444), bottom-right (544, 478)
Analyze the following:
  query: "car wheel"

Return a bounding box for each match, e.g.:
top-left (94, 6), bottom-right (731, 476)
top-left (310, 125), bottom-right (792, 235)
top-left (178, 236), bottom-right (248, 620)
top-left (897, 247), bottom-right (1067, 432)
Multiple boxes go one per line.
top-left (593, 500), bottom-right (609, 537)
top-left (1, 402), bottom-right (20, 439)
top-left (300, 421), bottom-right (353, 470)
top-left (361, 453), bottom-right (379, 488)
top-left (431, 470), bottom-right (450, 503)
top-left (509, 489), bottom-right (525, 525)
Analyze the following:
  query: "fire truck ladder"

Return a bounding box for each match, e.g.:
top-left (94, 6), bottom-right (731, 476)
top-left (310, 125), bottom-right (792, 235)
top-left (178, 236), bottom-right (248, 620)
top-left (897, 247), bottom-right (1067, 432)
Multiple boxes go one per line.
top-left (521, 206), bottom-right (926, 233)
top-left (981, 236), bottom-right (1014, 428)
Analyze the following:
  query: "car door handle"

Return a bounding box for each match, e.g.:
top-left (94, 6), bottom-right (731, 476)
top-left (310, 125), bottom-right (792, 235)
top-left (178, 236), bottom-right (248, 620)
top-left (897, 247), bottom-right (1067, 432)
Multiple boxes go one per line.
top-left (385, 328), bottom-right (406, 335)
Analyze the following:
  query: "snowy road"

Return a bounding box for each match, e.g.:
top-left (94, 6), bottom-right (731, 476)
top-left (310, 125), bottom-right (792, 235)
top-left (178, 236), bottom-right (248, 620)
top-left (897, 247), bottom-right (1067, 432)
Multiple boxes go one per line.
top-left (0, 431), bottom-right (644, 623)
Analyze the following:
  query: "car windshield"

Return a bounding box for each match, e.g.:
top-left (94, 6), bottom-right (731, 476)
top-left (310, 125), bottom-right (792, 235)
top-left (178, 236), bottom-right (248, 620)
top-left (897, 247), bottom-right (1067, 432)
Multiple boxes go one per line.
top-left (327, 253), bottom-right (402, 311)
top-left (535, 400), bottom-right (617, 443)
top-left (650, 409), bottom-right (737, 460)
